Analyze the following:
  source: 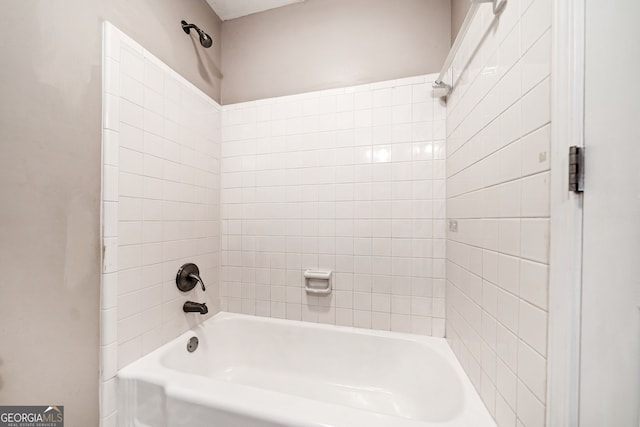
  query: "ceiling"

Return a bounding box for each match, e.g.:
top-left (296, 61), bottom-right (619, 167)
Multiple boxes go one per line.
top-left (206, 0), bottom-right (305, 21)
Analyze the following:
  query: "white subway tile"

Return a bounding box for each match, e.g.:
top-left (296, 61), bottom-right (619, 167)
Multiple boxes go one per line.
top-left (103, 237), bottom-right (118, 273)
top-left (354, 310), bottom-right (372, 329)
top-left (372, 293), bottom-right (391, 312)
top-left (119, 147), bottom-right (144, 175)
top-left (521, 0), bottom-right (552, 53)
top-left (498, 62), bottom-right (522, 114)
top-left (432, 318), bottom-right (445, 337)
top-left (483, 282), bottom-right (499, 319)
top-left (144, 60), bottom-right (164, 94)
top-left (120, 98), bottom-right (144, 129)
top-left (104, 58), bottom-right (120, 96)
top-left (521, 78), bottom-right (550, 135)
top-left (103, 24), bottom-right (121, 61)
top-left (103, 129), bottom-right (119, 167)
top-left (495, 393), bottom-right (517, 427)
top-left (519, 259), bottom-right (548, 310)
top-left (120, 46), bottom-right (144, 81)
top-left (520, 219), bottom-right (549, 263)
top-left (118, 244), bottom-right (142, 271)
top-left (518, 300), bottom-right (547, 355)
top-left (100, 378), bottom-right (117, 417)
top-left (522, 30), bottom-right (551, 94)
top-left (101, 342), bottom-right (118, 381)
top-left (101, 273), bottom-right (118, 310)
top-left (120, 73), bottom-right (144, 106)
top-left (496, 323), bottom-right (518, 371)
top-left (104, 94), bottom-right (120, 131)
top-left (517, 340), bottom-right (546, 402)
top-left (499, 219), bottom-right (521, 256)
top-left (499, 180), bottom-right (522, 218)
top-left (412, 84), bottom-right (430, 104)
top-left (119, 123), bottom-right (144, 151)
top-left (497, 102), bottom-right (522, 154)
top-left (391, 313), bottom-right (411, 333)
top-left (371, 311), bottom-right (391, 331)
top-left (144, 88), bottom-right (163, 116)
top-left (100, 308), bottom-right (118, 346)
top-left (498, 141), bottom-right (523, 184)
top-left (118, 336), bottom-right (142, 369)
top-left (497, 289), bottom-right (519, 334)
top-left (497, 358), bottom-right (518, 410)
top-left (103, 201), bottom-right (119, 238)
top-left (483, 250), bottom-right (499, 285)
top-left (372, 88), bottom-right (392, 108)
top-left (481, 372), bottom-right (497, 416)
top-left (516, 380), bottom-right (545, 427)
top-left (119, 172), bottom-right (144, 198)
top-left (498, 254), bottom-right (520, 295)
top-left (354, 91), bottom-right (372, 110)
top-left (497, 24), bottom-right (521, 78)
top-left (392, 85), bottom-right (412, 105)
top-left (521, 125), bottom-right (550, 175)
top-left (521, 172), bottom-right (550, 217)
top-left (144, 110), bottom-right (164, 136)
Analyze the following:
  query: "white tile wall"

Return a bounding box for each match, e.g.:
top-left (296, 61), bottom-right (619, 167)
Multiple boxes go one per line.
top-left (101, 22), bottom-right (221, 425)
top-left (220, 75), bottom-right (447, 336)
top-left (444, 0), bottom-right (551, 426)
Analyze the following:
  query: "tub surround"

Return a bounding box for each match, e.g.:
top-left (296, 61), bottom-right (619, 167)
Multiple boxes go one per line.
top-left (104, 0), bottom-right (555, 423)
top-left (444, 0), bottom-right (552, 425)
top-left (102, 21), bottom-right (453, 425)
top-left (221, 75), bottom-right (447, 336)
top-left (101, 22), bottom-right (222, 426)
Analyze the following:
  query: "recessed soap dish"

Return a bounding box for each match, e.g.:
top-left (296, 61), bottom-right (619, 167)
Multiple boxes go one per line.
top-left (303, 270), bottom-right (332, 295)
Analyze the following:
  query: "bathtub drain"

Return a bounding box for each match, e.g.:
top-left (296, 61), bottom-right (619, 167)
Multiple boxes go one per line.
top-left (187, 336), bottom-right (199, 352)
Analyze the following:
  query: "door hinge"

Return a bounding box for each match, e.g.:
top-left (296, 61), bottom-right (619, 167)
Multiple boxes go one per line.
top-left (569, 146), bottom-right (584, 193)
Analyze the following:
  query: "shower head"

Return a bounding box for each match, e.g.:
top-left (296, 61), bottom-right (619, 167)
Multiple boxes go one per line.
top-left (181, 20), bottom-right (213, 48)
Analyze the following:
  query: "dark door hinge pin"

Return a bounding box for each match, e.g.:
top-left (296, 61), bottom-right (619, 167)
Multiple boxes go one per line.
top-left (569, 146), bottom-right (584, 193)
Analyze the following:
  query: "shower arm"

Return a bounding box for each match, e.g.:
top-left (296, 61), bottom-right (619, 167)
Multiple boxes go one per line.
top-left (181, 22), bottom-right (201, 34)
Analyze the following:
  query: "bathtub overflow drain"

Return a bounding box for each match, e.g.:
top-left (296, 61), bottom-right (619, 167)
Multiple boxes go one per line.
top-left (187, 336), bottom-right (199, 353)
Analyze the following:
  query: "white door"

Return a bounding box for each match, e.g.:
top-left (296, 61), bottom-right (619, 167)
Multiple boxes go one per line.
top-left (580, 0), bottom-right (640, 425)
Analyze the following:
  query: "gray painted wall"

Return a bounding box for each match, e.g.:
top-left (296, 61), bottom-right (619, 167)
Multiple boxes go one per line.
top-left (107, 0), bottom-right (223, 101)
top-left (0, 1), bottom-right (221, 426)
top-left (451, 0), bottom-right (471, 43)
top-left (221, 0), bottom-right (451, 104)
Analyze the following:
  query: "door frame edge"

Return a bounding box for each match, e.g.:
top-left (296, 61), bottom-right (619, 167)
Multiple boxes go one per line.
top-left (547, 0), bottom-right (586, 425)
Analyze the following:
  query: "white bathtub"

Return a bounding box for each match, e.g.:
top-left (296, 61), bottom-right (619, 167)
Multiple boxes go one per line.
top-left (118, 312), bottom-right (495, 427)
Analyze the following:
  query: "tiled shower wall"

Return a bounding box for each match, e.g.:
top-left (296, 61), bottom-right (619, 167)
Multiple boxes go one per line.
top-left (101, 23), bottom-right (221, 425)
top-left (221, 75), bottom-right (447, 336)
top-left (444, 0), bottom-right (551, 426)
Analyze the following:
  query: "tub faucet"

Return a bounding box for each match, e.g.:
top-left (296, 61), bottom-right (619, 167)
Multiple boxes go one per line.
top-left (183, 301), bottom-right (208, 315)
top-left (188, 272), bottom-right (206, 291)
top-left (176, 263), bottom-right (206, 292)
